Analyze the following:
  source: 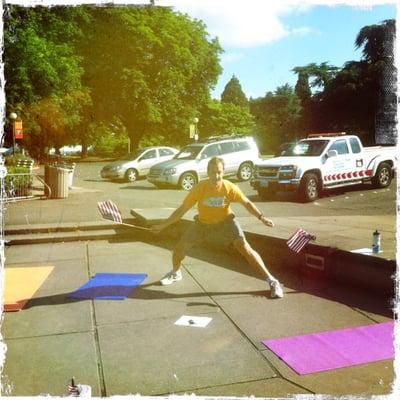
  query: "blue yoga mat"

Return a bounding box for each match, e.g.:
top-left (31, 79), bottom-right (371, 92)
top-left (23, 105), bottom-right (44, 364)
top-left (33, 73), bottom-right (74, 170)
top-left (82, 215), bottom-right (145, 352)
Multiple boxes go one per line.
top-left (69, 273), bottom-right (147, 300)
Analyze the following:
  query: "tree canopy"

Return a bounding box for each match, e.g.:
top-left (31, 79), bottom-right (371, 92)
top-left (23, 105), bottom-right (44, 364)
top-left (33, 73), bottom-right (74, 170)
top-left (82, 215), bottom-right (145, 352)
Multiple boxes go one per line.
top-left (80, 6), bottom-right (222, 149)
top-left (289, 19), bottom-right (395, 145)
top-left (3, 5), bottom-right (223, 157)
top-left (250, 84), bottom-right (301, 152)
top-left (3, 8), bottom-right (394, 157)
top-left (220, 75), bottom-right (248, 108)
top-left (4, 5), bottom-right (91, 158)
top-left (199, 100), bottom-right (255, 139)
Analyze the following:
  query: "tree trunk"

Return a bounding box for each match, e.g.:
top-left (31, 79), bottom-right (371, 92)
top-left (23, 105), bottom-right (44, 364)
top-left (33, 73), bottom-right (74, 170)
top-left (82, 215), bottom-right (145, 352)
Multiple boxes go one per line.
top-left (80, 140), bottom-right (88, 158)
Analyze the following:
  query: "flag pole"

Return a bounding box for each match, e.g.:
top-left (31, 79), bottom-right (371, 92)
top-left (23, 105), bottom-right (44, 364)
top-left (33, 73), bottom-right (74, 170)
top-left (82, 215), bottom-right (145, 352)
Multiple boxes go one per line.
top-left (102, 219), bottom-right (151, 230)
top-left (119, 221), bottom-right (151, 230)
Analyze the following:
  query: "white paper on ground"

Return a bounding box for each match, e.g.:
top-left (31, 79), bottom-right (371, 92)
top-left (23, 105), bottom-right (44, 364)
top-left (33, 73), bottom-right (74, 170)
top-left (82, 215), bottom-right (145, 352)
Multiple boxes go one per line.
top-left (174, 315), bottom-right (212, 328)
top-left (77, 384), bottom-right (92, 397)
top-left (351, 248), bottom-right (382, 255)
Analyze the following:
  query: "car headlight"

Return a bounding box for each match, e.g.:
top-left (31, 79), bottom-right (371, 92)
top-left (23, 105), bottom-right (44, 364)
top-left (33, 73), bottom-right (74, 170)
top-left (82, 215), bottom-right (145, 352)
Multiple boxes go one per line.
top-left (111, 165), bottom-right (122, 171)
top-left (163, 168), bottom-right (177, 175)
top-left (279, 165), bottom-right (298, 179)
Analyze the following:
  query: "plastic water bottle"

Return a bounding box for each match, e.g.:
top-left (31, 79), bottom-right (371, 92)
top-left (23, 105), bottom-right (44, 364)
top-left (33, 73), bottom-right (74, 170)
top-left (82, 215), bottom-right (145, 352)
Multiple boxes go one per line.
top-left (372, 230), bottom-right (381, 254)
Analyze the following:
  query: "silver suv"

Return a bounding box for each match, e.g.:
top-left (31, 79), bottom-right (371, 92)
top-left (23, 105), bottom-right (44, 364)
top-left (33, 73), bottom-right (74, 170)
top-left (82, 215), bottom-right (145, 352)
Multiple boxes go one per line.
top-left (148, 135), bottom-right (260, 190)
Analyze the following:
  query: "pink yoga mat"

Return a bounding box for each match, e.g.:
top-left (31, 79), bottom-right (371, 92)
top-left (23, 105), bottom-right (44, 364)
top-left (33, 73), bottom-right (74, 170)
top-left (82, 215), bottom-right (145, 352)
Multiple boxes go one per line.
top-left (262, 321), bottom-right (394, 375)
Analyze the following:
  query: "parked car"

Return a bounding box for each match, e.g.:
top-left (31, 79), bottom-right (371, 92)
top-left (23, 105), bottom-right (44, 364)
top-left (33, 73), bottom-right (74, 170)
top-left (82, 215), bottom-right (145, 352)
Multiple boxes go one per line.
top-left (147, 135), bottom-right (261, 190)
top-left (251, 132), bottom-right (397, 202)
top-left (101, 146), bottom-right (179, 182)
top-left (49, 145), bottom-right (94, 156)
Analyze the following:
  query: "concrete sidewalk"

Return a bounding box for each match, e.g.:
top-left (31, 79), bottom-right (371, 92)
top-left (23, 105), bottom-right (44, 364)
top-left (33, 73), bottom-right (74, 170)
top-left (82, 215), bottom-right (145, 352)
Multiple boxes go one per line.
top-left (2, 235), bottom-right (394, 397)
top-left (1, 184), bottom-right (397, 397)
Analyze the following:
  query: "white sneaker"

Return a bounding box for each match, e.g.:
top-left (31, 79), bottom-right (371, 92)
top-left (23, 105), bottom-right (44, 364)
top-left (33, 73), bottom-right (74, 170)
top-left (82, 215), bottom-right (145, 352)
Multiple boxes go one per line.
top-left (160, 270), bottom-right (182, 285)
top-left (269, 280), bottom-right (284, 298)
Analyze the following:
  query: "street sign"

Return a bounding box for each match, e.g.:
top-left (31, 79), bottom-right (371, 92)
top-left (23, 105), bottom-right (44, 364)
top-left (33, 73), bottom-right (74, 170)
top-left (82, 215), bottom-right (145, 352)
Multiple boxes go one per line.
top-left (13, 120), bottom-right (23, 139)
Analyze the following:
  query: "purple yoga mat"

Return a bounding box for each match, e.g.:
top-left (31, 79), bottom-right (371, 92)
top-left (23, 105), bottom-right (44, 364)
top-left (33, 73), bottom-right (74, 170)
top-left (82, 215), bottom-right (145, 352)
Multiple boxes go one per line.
top-left (262, 321), bottom-right (394, 375)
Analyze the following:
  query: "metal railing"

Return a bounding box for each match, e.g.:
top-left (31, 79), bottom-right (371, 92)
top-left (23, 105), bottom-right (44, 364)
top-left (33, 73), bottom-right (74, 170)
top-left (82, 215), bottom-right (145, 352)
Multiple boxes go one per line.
top-left (1, 172), bottom-right (48, 202)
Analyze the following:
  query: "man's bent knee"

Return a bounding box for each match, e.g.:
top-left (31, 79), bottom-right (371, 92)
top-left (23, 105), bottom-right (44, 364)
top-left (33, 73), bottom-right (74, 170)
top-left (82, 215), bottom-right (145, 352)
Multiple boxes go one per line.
top-left (232, 238), bottom-right (252, 256)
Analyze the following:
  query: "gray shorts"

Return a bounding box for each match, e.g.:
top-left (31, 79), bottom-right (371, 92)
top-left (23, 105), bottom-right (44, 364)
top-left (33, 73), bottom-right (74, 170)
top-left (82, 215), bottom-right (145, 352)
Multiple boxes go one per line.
top-left (182, 214), bottom-right (245, 247)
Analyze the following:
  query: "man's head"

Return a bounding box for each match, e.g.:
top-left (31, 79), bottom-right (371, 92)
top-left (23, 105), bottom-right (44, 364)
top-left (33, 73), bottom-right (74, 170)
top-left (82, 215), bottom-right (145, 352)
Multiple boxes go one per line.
top-left (207, 157), bottom-right (225, 187)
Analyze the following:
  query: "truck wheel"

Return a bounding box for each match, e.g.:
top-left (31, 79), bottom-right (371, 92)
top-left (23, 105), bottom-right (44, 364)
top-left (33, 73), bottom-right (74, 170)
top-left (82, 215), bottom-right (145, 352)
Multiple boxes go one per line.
top-left (125, 168), bottom-right (138, 182)
top-left (257, 188), bottom-right (274, 201)
top-left (237, 162), bottom-right (253, 181)
top-left (179, 172), bottom-right (197, 191)
top-left (299, 173), bottom-right (319, 202)
top-left (372, 162), bottom-right (392, 188)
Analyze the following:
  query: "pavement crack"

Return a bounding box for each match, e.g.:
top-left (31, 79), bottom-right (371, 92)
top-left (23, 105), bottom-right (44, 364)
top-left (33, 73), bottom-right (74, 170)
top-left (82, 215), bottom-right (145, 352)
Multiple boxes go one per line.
top-left (86, 242), bottom-right (107, 397)
top-left (4, 330), bottom-right (94, 341)
top-left (281, 377), bottom-right (316, 395)
top-left (183, 264), bottom-right (284, 379)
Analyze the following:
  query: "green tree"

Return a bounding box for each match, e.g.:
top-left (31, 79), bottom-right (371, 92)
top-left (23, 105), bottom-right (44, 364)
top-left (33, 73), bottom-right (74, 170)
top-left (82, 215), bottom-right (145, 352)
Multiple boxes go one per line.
top-left (316, 19), bottom-right (396, 144)
top-left (4, 5), bottom-right (91, 158)
top-left (355, 19), bottom-right (395, 63)
top-left (356, 19), bottom-right (396, 144)
top-left (221, 75), bottom-right (248, 107)
top-left (250, 84), bottom-right (301, 152)
top-left (294, 71), bottom-right (311, 104)
top-left (292, 63), bottom-right (339, 92)
top-left (80, 6), bottom-right (223, 150)
top-left (290, 20), bottom-right (395, 144)
top-left (199, 100), bottom-right (255, 138)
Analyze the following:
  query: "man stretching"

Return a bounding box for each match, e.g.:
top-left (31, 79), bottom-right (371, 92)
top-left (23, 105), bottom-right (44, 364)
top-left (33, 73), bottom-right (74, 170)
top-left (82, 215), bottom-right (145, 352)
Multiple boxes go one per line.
top-left (152, 156), bottom-right (283, 298)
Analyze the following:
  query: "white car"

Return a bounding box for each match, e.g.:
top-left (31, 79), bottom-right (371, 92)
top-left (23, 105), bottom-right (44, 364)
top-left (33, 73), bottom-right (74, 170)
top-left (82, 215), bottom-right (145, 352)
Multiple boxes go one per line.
top-left (101, 146), bottom-right (179, 182)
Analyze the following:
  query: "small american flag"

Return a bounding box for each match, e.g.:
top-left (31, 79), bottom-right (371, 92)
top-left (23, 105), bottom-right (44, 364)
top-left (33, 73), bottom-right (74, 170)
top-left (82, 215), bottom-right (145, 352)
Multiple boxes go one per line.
top-left (98, 200), bottom-right (123, 223)
top-left (287, 228), bottom-right (316, 253)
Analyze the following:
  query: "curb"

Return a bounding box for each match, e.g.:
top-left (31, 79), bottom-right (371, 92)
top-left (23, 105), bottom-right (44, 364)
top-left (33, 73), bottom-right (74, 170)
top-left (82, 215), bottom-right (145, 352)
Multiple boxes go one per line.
top-left (245, 231), bottom-right (395, 298)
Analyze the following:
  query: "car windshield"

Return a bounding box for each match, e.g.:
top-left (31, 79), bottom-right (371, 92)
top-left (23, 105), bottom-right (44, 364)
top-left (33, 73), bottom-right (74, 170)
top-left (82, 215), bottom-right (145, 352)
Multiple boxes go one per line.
top-left (284, 140), bottom-right (329, 156)
top-left (120, 149), bottom-right (146, 161)
top-left (173, 145), bottom-right (202, 160)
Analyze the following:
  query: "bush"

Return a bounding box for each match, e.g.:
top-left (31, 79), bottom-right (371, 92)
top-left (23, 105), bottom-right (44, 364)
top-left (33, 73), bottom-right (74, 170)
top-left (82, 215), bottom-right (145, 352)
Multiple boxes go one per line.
top-left (139, 134), bottom-right (165, 147)
top-left (92, 132), bottom-right (129, 158)
top-left (4, 165), bottom-right (33, 198)
top-left (5, 154), bottom-right (34, 167)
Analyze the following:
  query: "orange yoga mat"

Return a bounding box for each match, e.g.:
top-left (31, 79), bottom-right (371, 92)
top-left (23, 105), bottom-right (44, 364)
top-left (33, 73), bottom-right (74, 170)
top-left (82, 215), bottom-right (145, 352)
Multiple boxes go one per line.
top-left (4, 266), bottom-right (54, 311)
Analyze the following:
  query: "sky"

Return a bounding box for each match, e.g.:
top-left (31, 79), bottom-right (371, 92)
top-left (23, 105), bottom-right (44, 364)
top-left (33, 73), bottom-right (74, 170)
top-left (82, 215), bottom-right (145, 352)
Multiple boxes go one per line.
top-left (157, 0), bottom-right (397, 99)
top-left (4, 0), bottom-right (398, 101)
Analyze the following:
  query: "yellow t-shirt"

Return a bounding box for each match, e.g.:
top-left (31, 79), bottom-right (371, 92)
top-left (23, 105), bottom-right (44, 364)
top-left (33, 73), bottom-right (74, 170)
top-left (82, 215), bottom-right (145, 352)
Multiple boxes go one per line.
top-left (182, 179), bottom-right (246, 224)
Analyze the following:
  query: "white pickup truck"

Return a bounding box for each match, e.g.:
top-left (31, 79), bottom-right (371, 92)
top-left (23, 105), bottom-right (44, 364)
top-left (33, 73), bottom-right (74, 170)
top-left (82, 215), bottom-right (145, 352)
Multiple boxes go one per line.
top-left (251, 133), bottom-right (397, 202)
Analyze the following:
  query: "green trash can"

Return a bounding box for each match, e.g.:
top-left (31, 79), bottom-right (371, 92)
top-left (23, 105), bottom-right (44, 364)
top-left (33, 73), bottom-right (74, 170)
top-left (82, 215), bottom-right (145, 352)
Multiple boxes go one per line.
top-left (48, 166), bottom-right (69, 198)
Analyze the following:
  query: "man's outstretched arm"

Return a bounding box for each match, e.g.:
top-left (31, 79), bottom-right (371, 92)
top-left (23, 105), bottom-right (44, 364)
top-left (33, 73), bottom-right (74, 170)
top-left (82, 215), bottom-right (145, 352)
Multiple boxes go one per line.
top-left (240, 197), bottom-right (274, 227)
top-left (151, 204), bottom-right (193, 233)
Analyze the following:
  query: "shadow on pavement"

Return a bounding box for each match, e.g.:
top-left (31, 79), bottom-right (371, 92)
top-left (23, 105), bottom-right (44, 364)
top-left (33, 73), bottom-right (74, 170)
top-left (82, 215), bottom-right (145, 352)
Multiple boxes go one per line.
top-left (23, 282), bottom-right (279, 310)
top-left (247, 182), bottom-right (385, 203)
top-left (23, 233), bottom-right (393, 319)
top-left (119, 185), bottom-right (160, 190)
